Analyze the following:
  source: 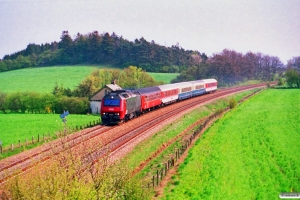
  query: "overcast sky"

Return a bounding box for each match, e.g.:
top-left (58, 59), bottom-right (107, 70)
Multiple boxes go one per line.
top-left (0, 0), bottom-right (299, 63)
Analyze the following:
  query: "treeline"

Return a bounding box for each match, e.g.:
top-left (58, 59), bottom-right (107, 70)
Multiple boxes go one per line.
top-left (172, 49), bottom-right (288, 86)
top-left (0, 31), bottom-right (207, 73)
top-left (0, 92), bottom-right (89, 114)
top-left (284, 56), bottom-right (300, 88)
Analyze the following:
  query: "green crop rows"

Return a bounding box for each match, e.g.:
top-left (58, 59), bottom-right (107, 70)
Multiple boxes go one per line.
top-left (162, 89), bottom-right (300, 199)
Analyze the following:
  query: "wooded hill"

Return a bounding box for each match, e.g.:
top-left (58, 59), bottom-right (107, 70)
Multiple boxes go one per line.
top-left (1, 30), bottom-right (300, 86)
top-left (0, 31), bottom-right (206, 73)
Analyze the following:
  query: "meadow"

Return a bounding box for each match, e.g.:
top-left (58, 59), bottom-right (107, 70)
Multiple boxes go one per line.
top-left (0, 66), bottom-right (178, 93)
top-left (0, 114), bottom-right (100, 149)
top-left (121, 90), bottom-right (259, 177)
top-left (0, 66), bottom-right (98, 93)
top-left (162, 89), bottom-right (300, 199)
top-left (147, 72), bottom-right (179, 84)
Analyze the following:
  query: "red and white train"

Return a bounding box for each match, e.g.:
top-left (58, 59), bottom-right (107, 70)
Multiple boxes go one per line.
top-left (101, 79), bottom-right (217, 124)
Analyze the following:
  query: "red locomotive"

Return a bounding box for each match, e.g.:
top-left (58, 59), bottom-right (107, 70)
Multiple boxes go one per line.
top-left (101, 79), bottom-right (217, 125)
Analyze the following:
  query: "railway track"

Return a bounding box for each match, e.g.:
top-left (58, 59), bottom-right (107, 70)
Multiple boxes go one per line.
top-left (0, 83), bottom-right (268, 184)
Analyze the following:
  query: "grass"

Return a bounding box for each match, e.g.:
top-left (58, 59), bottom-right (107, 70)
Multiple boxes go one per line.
top-left (121, 90), bottom-right (258, 179)
top-left (0, 113), bottom-right (100, 158)
top-left (0, 66), bottom-right (98, 93)
top-left (0, 66), bottom-right (179, 93)
top-left (162, 89), bottom-right (300, 199)
top-left (147, 72), bottom-right (179, 84)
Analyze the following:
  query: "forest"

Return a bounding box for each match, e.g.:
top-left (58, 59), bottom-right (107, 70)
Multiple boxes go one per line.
top-left (0, 31), bottom-right (300, 87)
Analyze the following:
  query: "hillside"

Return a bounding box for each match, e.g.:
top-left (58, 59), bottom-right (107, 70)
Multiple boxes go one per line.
top-left (0, 66), bottom-right (179, 93)
top-left (0, 31), bottom-right (205, 74)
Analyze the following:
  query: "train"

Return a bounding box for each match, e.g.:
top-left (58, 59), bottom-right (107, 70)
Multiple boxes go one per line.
top-left (100, 79), bottom-right (217, 125)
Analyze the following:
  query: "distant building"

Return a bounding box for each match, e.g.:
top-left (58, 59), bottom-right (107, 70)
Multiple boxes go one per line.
top-left (89, 83), bottom-right (122, 114)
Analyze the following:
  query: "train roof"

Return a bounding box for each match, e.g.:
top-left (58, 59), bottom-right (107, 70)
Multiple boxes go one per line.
top-left (134, 86), bottom-right (161, 95)
top-left (157, 83), bottom-right (179, 91)
top-left (202, 79), bottom-right (218, 83)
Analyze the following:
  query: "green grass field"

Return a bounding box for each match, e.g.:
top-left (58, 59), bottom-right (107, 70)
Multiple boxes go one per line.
top-left (162, 89), bottom-right (300, 199)
top-left (148, 72), bottom-right (179, 84)
top-left (0, 66), bottom-right (98, 93)
top-left (120, 89), bottom-right (259, 176)
top-left (0, 114), bottom-right (100, 148)
top-left (0, 66), bottom-right (178, 94)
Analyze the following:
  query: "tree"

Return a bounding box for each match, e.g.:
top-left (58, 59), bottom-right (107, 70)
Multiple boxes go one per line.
top-left (0, 60), bottom-right (8, 72)
top-left (287, 56), bottom-right (300, 71)
top-left (52, 82), bottom-right (65, 96)
top-left (285, 69), bottom-right (300, 88)
top-left (0, 92), bottom-right (7, 113)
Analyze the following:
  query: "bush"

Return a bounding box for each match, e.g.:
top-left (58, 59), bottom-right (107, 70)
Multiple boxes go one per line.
top-left (277, 78), bottom-right (284, 86)
top-left (3, 140), bottom-right (151, 199)
top-left (229, 98), bottom-right (237, 109)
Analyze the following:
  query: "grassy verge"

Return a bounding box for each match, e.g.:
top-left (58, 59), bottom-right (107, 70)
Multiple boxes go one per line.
top-left (162, 89), bottom-right (300, 199)
top-left (121, 89), bottom-right (260, 180)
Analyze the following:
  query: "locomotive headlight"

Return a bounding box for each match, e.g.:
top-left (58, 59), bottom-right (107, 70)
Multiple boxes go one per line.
top-left (115, 113), bottom-right (119, 116)
top-left (102, 112), bottom-right (106, 115)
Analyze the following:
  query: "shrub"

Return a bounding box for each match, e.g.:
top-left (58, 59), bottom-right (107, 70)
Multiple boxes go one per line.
top-left (277, 78), bottom-right (284, 86)
top-left (3, 140), bottom-right (150, 199)
top-left (229, 98), bottom-right (237, 109)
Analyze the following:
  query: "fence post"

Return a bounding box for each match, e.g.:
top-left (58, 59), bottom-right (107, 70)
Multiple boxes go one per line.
top-left (152, 176), bottom-right (155, 188)
top-left (19, 140), bottom-right (21, 148)
top-left (156, 170), bottom-right (159, 186)
top-left (0, 145), bottom-right (2, 154)
top-left (26, 138), bottom-right (28, 146)
top-left (11, 143), bottom-right (14, 151)
top-left (32, 136), bottom-right (34, 144)
top-left (165, 163), bottom-right (168, 176)
top-left (38, 134), bottom-right (40, 142)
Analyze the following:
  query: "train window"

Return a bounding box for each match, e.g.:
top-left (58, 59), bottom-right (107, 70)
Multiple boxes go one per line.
top-left (104, 99), bottom-right (120, 106)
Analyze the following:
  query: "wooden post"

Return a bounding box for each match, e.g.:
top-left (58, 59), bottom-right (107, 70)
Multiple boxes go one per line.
top-left (32, 136), bottom-right (34, 144)
top-left (19, 140), bottom-right (21, 148)
top-left (165, 163), bottom-right (167, 176)
top-left (38, 134), bottom-right (40, 142)
top-left (0, 145), bottom-right (2, 154)
top-left (152, 176), bottom-right (155, 188)
top-left (156, 170), bottom-right (159, 186)
top-left (11, 143), bottom-right (14, 151)
top-left (26, 138), bottom-right (28, 146)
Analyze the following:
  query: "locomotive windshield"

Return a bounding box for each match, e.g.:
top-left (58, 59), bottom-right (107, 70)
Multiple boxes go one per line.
top-left (103, 99), bottom-right (120, 106)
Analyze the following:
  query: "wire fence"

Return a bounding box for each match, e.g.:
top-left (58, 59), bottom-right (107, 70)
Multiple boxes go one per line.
top-left (0, 119), bottom-right (101, 154)
top-left (146, 88), bottom-right (263, 189)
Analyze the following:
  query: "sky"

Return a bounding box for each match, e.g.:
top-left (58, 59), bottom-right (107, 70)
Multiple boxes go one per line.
top-left (0, 0), bottom-right (299, 64)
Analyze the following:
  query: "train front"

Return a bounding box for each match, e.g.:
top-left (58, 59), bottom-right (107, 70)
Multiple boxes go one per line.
top-left (101, 91), bottom-right (125, 125)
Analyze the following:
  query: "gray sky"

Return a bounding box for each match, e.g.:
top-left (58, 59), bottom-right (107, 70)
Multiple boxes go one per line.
top-left (0, 0), bottom-right (299, 64)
